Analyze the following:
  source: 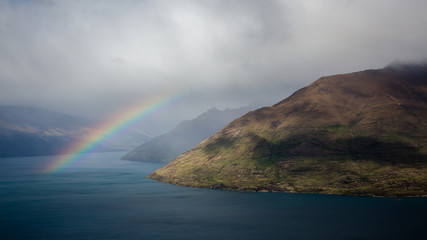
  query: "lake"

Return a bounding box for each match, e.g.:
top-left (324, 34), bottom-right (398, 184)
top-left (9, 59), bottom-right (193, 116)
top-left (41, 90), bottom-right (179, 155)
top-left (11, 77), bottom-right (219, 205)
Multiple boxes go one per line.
top-left (0, 151), bottom-right (426, 240)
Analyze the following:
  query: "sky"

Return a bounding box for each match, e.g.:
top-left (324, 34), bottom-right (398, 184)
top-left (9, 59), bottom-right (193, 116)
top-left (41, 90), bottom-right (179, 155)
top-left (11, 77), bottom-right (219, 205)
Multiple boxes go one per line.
top-left (1, 0), bottom-right (427, 134)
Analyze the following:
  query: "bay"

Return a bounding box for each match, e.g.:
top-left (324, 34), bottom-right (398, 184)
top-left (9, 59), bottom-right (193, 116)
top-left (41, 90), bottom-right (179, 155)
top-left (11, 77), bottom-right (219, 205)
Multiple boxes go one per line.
top-left (0, 152), bottom-right (426, 240)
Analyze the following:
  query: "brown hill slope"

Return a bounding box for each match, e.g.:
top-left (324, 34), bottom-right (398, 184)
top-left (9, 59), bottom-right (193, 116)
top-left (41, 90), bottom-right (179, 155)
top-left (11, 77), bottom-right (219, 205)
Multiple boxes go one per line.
top-left (149, 65), bottom-right (427, 197)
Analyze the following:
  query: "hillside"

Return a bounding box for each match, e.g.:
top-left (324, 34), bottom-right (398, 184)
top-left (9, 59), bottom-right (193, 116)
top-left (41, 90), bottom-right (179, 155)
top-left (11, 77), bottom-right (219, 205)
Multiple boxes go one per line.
top-left (122, 106), bottom-right (253, 162)
top-left (149, 64), bottom-right (427, 197)
top-left (0, 106), bottom-right (150, 157)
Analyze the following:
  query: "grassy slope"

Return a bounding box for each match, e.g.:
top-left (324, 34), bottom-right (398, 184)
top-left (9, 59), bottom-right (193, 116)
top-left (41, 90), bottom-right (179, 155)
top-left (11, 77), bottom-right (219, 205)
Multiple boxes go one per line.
top-left (150, 126), bottom-right (427, 196)
top-left (149, 68), bottom-right (427, 197)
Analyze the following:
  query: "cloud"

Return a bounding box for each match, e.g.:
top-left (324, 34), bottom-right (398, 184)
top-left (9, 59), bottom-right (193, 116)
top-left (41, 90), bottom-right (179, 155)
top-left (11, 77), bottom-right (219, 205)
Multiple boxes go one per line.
top-left (1, 0), bottom-right (427, 132)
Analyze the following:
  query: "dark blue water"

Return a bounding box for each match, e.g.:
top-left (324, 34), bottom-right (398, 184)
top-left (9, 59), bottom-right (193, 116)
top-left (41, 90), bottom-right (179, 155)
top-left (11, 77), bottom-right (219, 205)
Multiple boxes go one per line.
top-left (0, 152), bottom-right (426, 240)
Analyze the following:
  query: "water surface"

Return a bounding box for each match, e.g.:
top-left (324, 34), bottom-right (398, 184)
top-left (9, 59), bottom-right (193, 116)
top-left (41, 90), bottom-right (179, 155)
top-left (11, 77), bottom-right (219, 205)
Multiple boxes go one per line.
top-left (1, 152), bottom-right (426, 239)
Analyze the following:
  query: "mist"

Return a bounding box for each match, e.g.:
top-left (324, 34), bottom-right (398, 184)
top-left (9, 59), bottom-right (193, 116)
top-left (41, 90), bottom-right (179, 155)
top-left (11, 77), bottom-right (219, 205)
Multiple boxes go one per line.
top-left (1, 0), bottom-right (427, 133)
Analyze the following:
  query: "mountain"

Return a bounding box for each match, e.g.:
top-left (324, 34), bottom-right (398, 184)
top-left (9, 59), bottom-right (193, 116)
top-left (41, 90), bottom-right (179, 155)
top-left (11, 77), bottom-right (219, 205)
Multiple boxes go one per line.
top-left (0, 106), bottom-right (150, 158)
top-left (122, 106), bottom-right (253, 162)
top-left (149, 64), bottom-right (427, 197)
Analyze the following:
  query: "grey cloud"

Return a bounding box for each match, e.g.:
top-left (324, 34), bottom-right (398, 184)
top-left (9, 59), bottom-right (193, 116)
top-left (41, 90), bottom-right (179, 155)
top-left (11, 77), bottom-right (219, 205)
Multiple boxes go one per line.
top-left (1, 0), bottom-right (427, 133)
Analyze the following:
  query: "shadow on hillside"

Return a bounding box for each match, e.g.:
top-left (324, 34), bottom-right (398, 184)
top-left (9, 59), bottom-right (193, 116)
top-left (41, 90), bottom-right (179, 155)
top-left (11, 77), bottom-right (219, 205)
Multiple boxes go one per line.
top-left (201, 132), bottom-right (427, 164)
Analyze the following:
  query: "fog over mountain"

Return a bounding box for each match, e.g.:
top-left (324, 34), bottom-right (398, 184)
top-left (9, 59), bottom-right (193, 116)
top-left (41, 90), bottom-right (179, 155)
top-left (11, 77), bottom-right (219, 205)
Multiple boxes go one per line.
top-left (1, 0), bottom-right (427, 133)
top-left (122, 105), bottom-right (254, 162)
top-left (0, 105), bottom-right (151, 157)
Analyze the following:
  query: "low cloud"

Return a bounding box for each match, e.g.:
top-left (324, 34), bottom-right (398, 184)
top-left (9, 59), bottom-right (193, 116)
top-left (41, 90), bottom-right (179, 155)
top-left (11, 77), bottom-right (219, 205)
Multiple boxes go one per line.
top-left (1, 0), bottom-right (427, 132)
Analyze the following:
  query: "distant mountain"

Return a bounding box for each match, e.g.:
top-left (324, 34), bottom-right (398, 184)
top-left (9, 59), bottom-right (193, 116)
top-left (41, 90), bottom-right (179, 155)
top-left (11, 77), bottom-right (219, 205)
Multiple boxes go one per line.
top-left (149, 64), bottom-right (427, 197)
top-left (122, 106), bottom-right (254, 162)
top-left (0, 106), bottom-right (150, 158)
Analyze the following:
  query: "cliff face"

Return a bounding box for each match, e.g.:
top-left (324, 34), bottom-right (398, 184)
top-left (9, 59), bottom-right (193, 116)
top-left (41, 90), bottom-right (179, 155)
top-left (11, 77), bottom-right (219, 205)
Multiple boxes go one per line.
top-left (122, 106), bottom-right (253, 162)
top-left (149, 65), bottom-right (427, 197)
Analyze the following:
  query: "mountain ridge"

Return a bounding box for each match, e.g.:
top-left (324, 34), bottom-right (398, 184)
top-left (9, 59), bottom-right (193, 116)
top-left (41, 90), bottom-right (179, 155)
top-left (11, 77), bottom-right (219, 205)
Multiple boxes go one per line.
top-left (122, 106), bottom-right (254, 162)
top-left (149, 65), bottom-right (427, 197)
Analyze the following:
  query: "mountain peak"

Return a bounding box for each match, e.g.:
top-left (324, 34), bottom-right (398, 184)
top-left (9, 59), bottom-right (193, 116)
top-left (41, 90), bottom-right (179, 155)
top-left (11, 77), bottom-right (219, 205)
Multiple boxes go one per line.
top-left (149, 66), bottom-right (427, 197)
top-left (207, 107), bottom-right (220, 112)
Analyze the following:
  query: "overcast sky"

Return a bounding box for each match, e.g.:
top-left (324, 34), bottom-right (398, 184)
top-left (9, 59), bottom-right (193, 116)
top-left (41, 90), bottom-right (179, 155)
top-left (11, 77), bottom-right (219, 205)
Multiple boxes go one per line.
top-left (1, 0), bottom-right (427, 133)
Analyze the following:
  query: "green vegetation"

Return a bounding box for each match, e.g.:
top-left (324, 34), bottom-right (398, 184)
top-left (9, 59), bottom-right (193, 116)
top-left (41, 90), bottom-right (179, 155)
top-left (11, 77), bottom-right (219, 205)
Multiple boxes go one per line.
top-left (149, 67), bottom-right (427, 197)
top-left (150, 128), bottom-right (427, 196)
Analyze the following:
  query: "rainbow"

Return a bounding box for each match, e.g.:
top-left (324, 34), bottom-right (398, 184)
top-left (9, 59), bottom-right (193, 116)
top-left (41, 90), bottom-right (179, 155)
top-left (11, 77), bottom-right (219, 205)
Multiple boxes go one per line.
top-left (44, 90), bottom-right (187, 173)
